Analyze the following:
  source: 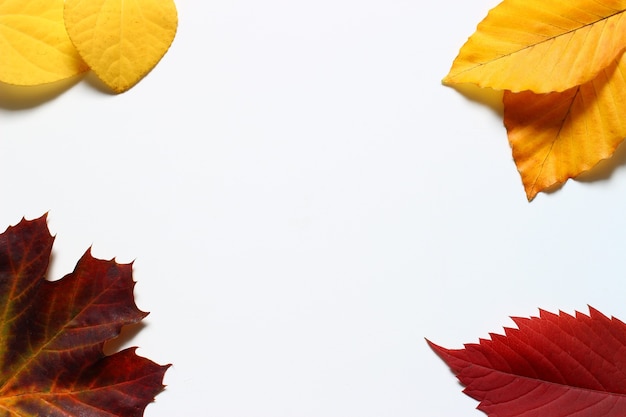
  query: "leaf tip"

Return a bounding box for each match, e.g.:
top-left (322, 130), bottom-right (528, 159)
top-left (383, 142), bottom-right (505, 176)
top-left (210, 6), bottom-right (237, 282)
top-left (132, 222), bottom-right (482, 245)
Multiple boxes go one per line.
top-left (425, 338), bottom-right (452, 360)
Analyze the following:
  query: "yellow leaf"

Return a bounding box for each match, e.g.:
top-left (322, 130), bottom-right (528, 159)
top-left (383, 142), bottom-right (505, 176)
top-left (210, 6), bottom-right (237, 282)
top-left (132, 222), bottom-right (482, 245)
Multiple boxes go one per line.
top-left (0, 0), bottom-right (88, 85)
top-left (444, 0), bottom-right (626, 93)
top-left (504, 55), bottom-right (626, 200)
top-left (64, 0), bottom-right (178, 93)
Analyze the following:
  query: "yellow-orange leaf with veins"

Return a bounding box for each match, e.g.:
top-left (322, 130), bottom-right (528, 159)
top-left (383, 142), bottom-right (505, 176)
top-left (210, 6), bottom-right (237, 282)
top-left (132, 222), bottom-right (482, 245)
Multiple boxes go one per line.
top-left (0, 0), bottom-right (87, 85)
top-left (504, 56), bottom-right (626, 200)
top-left (64, 0), bottom-right (178, 93)
top-left (444, 0), bottom-right (626, 93)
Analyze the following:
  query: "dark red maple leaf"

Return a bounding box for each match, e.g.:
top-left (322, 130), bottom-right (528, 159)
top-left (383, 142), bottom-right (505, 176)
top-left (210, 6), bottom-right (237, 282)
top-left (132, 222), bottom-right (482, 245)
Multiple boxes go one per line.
top-left (428, 307), bottom-right (626, 417)
top-left (0, 214), bottom-right (169, 416)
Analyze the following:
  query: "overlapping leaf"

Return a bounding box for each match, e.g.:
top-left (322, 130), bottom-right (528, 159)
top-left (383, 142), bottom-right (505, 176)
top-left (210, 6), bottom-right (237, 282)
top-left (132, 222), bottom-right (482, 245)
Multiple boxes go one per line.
top-left (0, 0), bottom-right (178, 95)
top-left (0, 0), bottom-right (88, 85)
top-left (0, 214), bottom-right (168, 416)
top-left (445, 0), bottom-right (626, 200)
top-left (444, 0), bottom-right (626, 93)
top-left (428, 307), bottom-right (626, 417)
top-left (64, 0), bottom-right (178, 93)
top-left (504, 56), bottom-right (626, 200)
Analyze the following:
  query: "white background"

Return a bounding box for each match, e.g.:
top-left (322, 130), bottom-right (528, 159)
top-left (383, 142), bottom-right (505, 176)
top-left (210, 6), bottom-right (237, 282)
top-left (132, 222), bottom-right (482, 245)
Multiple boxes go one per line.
top-left (2, 0), bottom-right (626, 415)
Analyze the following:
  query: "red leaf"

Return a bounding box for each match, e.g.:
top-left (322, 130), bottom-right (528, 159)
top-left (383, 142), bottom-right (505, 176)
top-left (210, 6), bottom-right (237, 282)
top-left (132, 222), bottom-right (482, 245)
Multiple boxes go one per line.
top-left (0, 214), bottom-right (169, 416)
top-left (428, 307), bottom-right (626, 417)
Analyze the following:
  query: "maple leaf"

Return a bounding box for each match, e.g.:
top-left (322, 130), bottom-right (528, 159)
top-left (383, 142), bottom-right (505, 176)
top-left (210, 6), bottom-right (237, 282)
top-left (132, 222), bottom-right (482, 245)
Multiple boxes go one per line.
top-left (444, 0), bottom-right (626, 200)
top-left (428, 307), bottom-right (626, 417)
top-left (64, 0), bottom-right (178, 93)
top-left (0, 214), bottom-right (169, 416)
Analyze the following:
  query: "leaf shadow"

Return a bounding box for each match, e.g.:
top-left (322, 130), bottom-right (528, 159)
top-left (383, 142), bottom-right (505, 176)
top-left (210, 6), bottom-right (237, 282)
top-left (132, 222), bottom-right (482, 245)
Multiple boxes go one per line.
top-left (104, 322), bottom-right (147, 356)
top-left (532, 182), bottom-right (565, 201)
top-left (575, 138), bottom-right (626, 183)
top-left (446, 83), bottom-right (504, 118)
top-left (82, 71), bottom-right (116, 95)
top-left (0, 74), bottom-right (86, 110)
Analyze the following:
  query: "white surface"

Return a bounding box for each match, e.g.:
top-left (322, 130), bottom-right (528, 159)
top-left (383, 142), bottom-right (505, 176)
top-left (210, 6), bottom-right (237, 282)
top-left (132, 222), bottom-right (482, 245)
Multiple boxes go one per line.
top-left (2, 0), bottom-right (626, 415)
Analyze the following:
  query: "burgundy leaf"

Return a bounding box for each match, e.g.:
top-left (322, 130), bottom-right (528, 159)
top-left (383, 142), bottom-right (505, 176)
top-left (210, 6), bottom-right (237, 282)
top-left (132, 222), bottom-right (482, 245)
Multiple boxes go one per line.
top-left (0, 214), bottom-right (169, 416)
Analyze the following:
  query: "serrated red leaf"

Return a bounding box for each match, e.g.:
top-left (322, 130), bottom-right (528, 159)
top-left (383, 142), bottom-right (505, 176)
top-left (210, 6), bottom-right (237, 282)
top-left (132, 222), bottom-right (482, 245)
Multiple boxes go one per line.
top-left (0, 214), bottom-right (169, 416)
top-left (428, 307), bottom-right (626, 417)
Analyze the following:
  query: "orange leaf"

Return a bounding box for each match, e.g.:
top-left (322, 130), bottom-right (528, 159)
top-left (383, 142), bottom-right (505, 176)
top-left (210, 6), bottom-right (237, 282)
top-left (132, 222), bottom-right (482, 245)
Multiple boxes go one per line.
top-left (504, 56), bottom-right (626, 201)
top-left (444, 0), bottom-right (626, 93)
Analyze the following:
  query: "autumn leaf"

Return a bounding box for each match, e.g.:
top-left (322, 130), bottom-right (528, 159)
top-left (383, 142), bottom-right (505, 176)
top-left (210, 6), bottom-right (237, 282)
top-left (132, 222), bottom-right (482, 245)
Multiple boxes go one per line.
top-left (428, 307), bottom-right (626, 417)
top-left (0, 214), bottom-right (168, 416)
top-left (443, 0), bottom-right (626, 93)
top-left (0, 0), bottom-right (177, 95)
top-left (0, 0), bottom-right (88, 85)
top-left (64, 0), bottom-right (178, 93)
top-left (504, 56), bottom-right (626, 200)
top-left (444, 0), bottom-right (626, 200)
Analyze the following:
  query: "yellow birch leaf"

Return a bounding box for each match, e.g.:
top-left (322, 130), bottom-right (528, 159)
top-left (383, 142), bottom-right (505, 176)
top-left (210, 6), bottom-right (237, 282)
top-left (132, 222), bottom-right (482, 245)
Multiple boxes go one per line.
top-left (503, 56), bottom-right (626, 201)
top-left (63, 0), bottom-right (178, 93)
top-left (444, 0), bottom-right (626, 93)
top-left (0, 0), bottom-right (88, 85)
